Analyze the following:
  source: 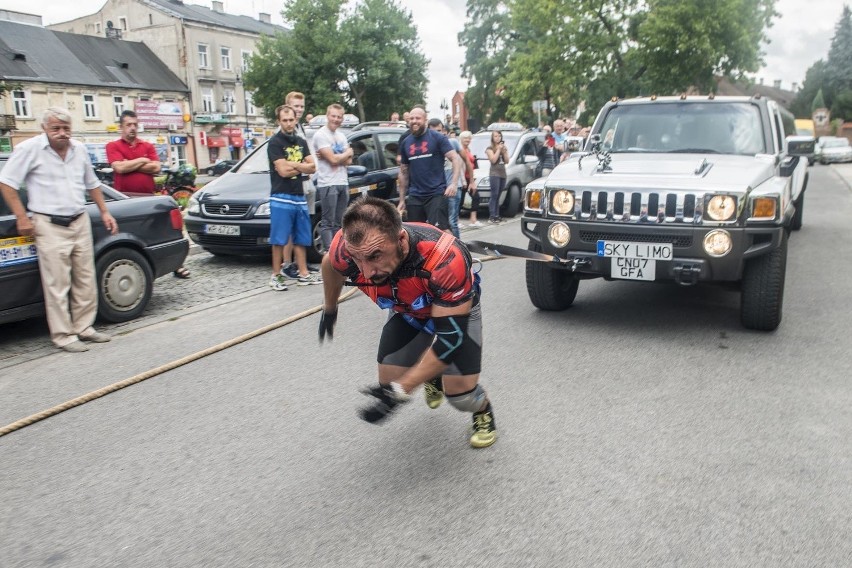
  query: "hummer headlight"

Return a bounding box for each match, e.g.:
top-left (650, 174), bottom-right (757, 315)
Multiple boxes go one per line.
top-left (547, 222), bottom-right (571, 248)
top-left (706, 195), bottom-right (736, 221)
top-left (551, 190), bottom-right (575, 215)
top-left (525, 189), bottom-right (543, 212)
top-left (751, 197), bottom-right (777, 219)
top-left (703, 229), bottom-right (732, 257)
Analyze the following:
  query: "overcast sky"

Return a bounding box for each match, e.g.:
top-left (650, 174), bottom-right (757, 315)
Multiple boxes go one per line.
top-left (3, 0), bottom-right (844, 118)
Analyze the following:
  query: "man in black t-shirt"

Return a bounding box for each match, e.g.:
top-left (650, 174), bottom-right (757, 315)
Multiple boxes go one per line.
top-left (267, 105), bottom-right (318, 290)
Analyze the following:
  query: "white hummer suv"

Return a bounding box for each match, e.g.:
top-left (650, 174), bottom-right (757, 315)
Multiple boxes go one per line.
top-left (521, 95), bottom-right (814, 331)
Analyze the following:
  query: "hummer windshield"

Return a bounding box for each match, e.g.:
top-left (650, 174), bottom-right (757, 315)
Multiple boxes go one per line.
top-left (596, 102), bottom-right (767, 156)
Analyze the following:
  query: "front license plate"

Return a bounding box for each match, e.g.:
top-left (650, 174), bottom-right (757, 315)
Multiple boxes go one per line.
top-left (0, 236), bottom-right (38, 267)
top-left (596, 240), bottom-right (673, 261)
top-left (206, 224), bottom-right (240, 236)
top-left (611, 257), bottom-right (655, 281)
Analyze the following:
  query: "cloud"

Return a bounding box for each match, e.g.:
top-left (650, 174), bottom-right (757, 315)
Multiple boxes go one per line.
top-left (758, 0), bottom-right (841, 88)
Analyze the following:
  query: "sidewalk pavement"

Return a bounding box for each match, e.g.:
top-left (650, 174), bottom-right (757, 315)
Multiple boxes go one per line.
top-left (831, 163), bottom-right (852, 191)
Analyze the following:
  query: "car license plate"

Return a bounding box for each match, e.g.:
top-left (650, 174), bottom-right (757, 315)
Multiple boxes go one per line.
top-left (596, 240), bottom-right (673, 260)
top-left (611, 257), bottom-right (656, 281)
top-left (597, 240), bottom-right (672, 281)
top-left (205, 224), bottom-right (240, 236)
top-left (0, 236), bottom-right (38, 267)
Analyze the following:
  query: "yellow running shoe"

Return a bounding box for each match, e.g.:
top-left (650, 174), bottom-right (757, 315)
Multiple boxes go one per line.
top-left (424, 376), bottom-right (444, 409)
top-left (470, 406), bottom-right (497, 448)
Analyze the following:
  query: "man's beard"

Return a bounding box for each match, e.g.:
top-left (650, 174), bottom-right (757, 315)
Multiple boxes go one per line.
top-left (411, 123), bottom-right (425, 136)
top-left (368, 242), bottom-right (405, 284)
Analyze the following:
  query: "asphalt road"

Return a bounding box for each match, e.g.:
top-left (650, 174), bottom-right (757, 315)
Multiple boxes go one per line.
top-left (1, 165), bottom-right (850, 567)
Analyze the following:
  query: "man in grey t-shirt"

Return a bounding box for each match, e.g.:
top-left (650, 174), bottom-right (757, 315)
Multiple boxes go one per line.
top-left (311, 103), bottom-right (353, 250)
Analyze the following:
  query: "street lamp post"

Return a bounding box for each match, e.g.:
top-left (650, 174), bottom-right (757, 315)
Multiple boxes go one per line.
top-left (440, 98), bottom-right (449, 126)
top-left (236, 75), bottom-right (250, 144)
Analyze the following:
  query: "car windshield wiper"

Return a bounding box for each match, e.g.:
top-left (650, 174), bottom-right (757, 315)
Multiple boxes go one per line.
top-left (248, 170), bottom-right (270, 174)
top-left (669, 148), bottom-right (720, 154)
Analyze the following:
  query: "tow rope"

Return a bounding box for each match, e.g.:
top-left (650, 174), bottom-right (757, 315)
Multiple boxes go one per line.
top-left (465, 240), bottom-right (577, 266)
top-left (0, 253), bottom-right (508, 439)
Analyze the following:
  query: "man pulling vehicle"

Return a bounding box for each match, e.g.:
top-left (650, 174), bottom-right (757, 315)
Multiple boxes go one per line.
top-left (318, 197), bottom-right (497, 448)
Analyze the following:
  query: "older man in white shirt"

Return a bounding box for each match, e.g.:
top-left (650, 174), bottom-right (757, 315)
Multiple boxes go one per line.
top-left (0, 107), bottom-right (118, 352)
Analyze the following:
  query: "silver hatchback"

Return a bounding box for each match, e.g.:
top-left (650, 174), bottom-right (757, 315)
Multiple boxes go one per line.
top-left (464, 129), bottom-right (544, 217)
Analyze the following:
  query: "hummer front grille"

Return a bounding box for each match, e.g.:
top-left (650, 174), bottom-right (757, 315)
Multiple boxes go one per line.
top-left (571, 190), bottom-right (704, 224)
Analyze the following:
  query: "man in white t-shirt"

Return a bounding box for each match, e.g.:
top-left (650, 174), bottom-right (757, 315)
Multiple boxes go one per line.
top-left (312, 103), bottom-right (354, 250)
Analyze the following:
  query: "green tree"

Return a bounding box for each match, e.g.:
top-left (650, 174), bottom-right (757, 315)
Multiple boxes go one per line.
top-left (825, 5), bottom-right (852, 119)
top-left (461, 0), bottom-right (777, 128)
top-left (458, 0), bottom-right (512, 127)
top-left (791, 60), bottom-right (828, 117)
top-left (243, 0), bottom-right (427, 121)
top-left (637, 0), bottom-right (777, 94)
top-left (812, 88), bottom-right (826, 112)
top-left (338, 0), bottom-right (428, 121)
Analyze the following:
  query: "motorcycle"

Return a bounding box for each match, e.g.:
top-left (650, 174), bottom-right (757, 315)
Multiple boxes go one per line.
top-left (158, 164), bottom-right (198, 207)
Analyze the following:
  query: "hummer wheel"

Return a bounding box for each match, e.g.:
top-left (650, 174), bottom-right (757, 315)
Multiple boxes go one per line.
top-left (740, 231), bottom-right (787, 331)
top-left (525, 242), bottom-right (578, 311)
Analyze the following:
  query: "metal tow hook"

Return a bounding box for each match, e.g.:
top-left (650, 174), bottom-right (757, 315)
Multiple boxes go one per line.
top-left (674, 264), bottom-right (701, 286)
top-left (570, 258), bottom-right (591, 272)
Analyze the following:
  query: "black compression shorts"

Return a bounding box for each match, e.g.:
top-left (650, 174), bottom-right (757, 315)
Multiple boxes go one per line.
top-left (376, 304), bottom-right (482, 376)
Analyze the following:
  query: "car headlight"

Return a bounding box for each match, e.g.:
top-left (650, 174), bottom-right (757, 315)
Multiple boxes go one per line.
top-left (705, 195), bottom-right (736, 221)
top-left (525, 189), bottom-right (544, 212)
top-left (255, 201), bottom-right (271, 217)
top-left (750, 197), bottom-right (777, 220)
top-left (186, 195), bottom-right (200, 214)
top-left (477, 178), bottom-right (489, 188)
top-left (550, 190), bottom-right (575, 215)
top-left (547, 222), bottom-right (571, 248)
top-left (703, 229), bottom-right (732, 257)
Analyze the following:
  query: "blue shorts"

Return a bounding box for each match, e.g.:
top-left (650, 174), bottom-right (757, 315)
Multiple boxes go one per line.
top-left (269, 195), bottom-right (312, 246)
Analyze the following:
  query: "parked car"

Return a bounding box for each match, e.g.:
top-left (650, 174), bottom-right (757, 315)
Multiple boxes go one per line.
top-left (351, 121), bottom-right (407, 131)
top-left (206, 160), bottom-right (239, 177)
top-left (304, 114), bottom-right (360, 140)
top-left (0, 155), bottom-right (190, 325)
top-left (817, 137), bottom-right (852, 164)
top-left (183, 127), bottom-right (403, 262)
top-left (463, 129), bottom-right (544, 217)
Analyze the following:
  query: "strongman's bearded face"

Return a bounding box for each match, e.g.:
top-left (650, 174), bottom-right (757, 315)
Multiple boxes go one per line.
top-left (345, 228), bottom-right (407, 285)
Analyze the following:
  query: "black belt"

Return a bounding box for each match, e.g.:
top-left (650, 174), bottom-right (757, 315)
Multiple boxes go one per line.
top-left (33, 211), bottom-right (85, 227)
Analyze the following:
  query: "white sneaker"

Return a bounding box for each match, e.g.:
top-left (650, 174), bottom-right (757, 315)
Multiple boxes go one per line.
top-left (269, 274), bottom-right (289, 291)
top-left (297, 272), bottom-right (323, 286)
top-left (468, 221), bottom-right (483, 227)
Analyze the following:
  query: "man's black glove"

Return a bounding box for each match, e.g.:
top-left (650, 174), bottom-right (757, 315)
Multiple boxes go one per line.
top-left (318, 309), bottom-right (337, 342)
top-left (359, 383), bottom-right (410, 424)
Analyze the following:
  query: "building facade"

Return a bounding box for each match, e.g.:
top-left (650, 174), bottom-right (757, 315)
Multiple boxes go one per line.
top-left (50, 0), bottom-right (286, 170)
top-left (0, 19), bottom-right (190, 167)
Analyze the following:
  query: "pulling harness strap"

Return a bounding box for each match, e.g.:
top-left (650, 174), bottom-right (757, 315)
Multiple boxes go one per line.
top-left (422, 231), bottom-right (456, 276)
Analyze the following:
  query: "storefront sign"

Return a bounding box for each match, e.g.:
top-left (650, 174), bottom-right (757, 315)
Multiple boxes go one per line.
top-left (135, 100), bottom-right (184, 130)
top-left (170, 136), bottom-right (188, 145)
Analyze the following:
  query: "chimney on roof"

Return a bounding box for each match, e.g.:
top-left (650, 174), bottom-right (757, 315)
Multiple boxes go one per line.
top-left (792, 82), bottom-right (798, 92)
top-left (259, 12), bottom-right (271, 23)
top-left (759, 77), bottom-right (764, 85)
top-left (211, 1), bottom-right (224, 12)
top-left (773, 79), bottom-right (781, 89)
